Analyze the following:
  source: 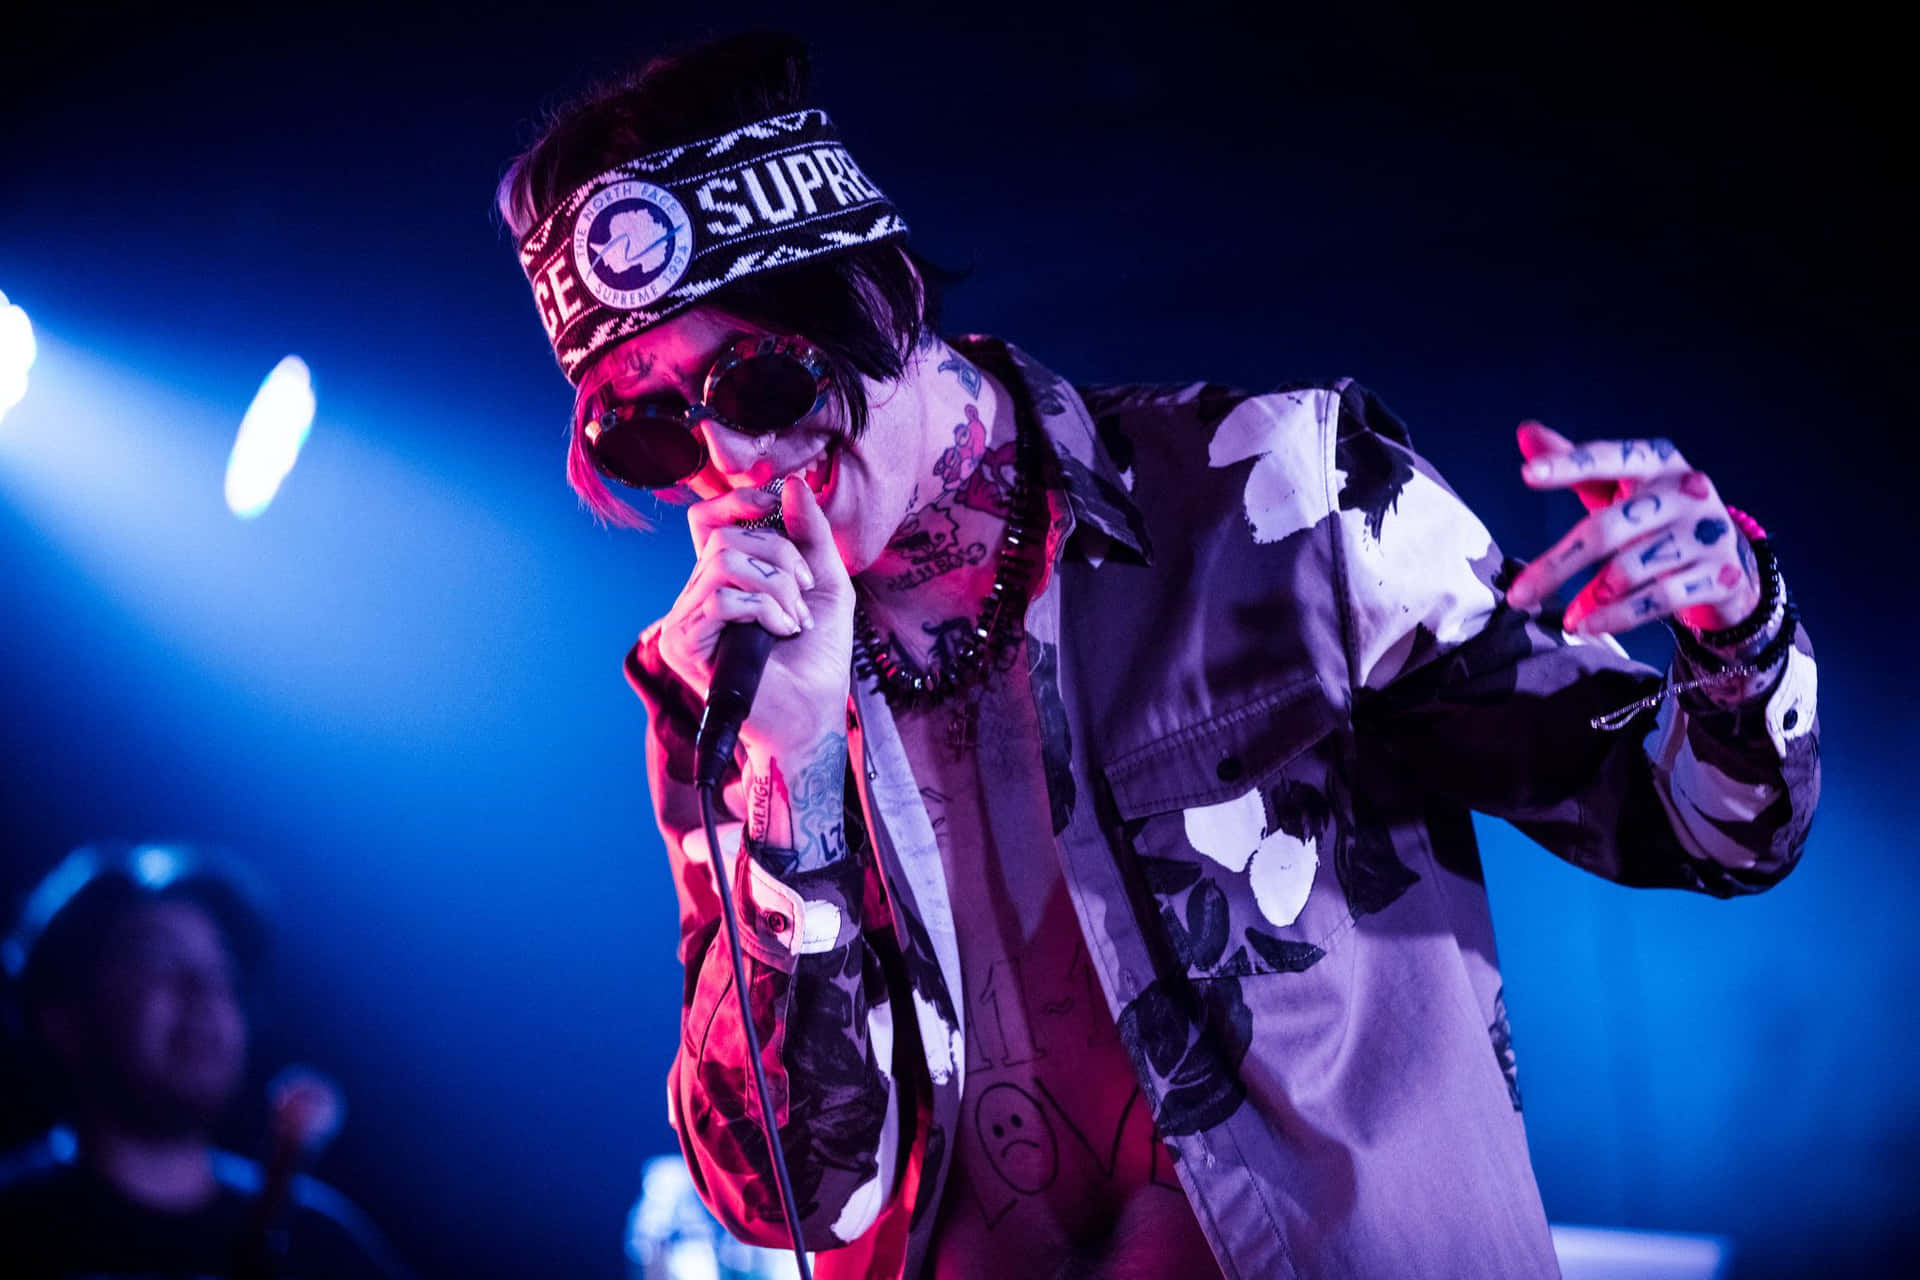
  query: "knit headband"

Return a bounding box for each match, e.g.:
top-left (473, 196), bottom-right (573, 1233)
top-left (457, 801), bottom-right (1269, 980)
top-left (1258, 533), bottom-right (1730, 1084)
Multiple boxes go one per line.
top-left (517, 109), bottom-right (907, 384)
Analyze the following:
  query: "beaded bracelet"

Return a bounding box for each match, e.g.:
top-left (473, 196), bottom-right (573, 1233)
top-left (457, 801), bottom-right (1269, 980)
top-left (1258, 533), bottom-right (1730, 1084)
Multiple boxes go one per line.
top-left (1589, 505), bottom-right (1797, 731)
top-left (1590, 599), bottom-right (1798, 732)
top-left (1673, 594), bottom-right (1798, 677)
top-left (1694, 518), bottom-right (1782, 650)
top-left (1724, 504), bottom-right (1768, 541)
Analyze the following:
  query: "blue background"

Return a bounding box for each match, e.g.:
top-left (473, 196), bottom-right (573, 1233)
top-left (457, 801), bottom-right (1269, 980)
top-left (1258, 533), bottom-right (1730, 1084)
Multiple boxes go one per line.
top-left (2, 3), bottom-right (1910, 1275)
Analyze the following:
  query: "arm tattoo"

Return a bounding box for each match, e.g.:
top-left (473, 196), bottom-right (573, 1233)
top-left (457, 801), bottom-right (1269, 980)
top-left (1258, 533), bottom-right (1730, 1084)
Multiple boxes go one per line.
top-left (744, 735), bottom-right (851, 872)
top-left (747, 767), bottom-right (778, 839)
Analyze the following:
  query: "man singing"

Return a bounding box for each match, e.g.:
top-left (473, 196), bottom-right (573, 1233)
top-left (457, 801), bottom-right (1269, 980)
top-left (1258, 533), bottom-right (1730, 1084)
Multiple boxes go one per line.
top-left (497, 31), bottom-right (1818, 1280)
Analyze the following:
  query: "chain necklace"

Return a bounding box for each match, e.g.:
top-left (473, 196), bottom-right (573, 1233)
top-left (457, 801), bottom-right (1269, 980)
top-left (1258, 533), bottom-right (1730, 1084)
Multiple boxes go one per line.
top-left (852, 421), bottom-right (1047, 712)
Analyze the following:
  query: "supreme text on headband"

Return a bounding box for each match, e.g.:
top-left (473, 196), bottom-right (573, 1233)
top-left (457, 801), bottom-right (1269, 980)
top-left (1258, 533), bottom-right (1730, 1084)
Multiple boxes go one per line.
top-left (517, 109), bottom-right (907, 384)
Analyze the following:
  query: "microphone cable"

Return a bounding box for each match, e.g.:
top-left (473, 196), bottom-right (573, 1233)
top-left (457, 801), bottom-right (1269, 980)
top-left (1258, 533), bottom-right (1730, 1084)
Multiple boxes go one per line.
top-left (688, 472), bottom-right (811, 1277)
top-left (697, 778), bottom-right (814, 1280)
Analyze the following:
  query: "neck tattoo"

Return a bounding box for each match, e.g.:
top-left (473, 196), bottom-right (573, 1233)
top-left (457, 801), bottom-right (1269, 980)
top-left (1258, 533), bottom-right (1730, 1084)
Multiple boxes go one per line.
top-left (853, 416), bottom-right (1046, 712)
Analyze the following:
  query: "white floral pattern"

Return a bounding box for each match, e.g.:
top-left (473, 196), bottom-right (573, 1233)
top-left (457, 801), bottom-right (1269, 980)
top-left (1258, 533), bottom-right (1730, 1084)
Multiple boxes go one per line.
top-left (1182, 788), bottom-right (1318, 927)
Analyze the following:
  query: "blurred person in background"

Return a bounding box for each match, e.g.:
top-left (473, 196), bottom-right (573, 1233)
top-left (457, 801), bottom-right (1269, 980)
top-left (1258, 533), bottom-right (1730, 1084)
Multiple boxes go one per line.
top-left (0, 841), bottom-right (411, 1279)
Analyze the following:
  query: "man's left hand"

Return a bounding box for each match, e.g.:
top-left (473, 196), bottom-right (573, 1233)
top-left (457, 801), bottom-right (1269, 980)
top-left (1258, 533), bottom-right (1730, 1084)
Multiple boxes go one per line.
top-left (1503, 421), bottom-right (1762, 636)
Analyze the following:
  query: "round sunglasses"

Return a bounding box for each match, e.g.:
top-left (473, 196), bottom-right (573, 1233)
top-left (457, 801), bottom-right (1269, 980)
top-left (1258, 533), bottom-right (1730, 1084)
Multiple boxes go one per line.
top-left (577, 333), bottom-right (833, 490)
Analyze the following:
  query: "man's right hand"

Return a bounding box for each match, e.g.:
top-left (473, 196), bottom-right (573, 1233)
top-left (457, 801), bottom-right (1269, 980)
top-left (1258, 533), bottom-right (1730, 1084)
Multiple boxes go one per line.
top-left (656, 477), bottom-right (855, 772)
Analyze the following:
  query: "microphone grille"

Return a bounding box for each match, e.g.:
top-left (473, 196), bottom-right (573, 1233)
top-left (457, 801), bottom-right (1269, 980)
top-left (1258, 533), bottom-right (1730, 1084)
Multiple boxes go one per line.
top-left (736, 475), bottom-right (786, 532)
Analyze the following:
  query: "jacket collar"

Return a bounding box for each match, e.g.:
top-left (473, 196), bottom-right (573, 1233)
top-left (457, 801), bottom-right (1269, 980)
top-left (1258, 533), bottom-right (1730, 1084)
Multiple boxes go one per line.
top-left (952, 334), bottom-right (1153, 565)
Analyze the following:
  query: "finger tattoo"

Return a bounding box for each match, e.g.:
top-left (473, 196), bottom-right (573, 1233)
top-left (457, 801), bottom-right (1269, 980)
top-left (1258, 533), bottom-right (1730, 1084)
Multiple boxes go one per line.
top-left (1637, 532), bottom-right (1684, 568)
top-left (1621, 494), bottom-right (1662, 524)
top-left (1652, 438), bottom-right (1677, 460)
top-left (1693, 517), bottom-right (1728, 546)
top-left (747, 556), bottom-right (781, 579)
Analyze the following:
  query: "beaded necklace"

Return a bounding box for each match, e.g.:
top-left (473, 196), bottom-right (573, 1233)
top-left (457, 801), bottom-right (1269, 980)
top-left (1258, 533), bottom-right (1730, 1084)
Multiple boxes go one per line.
top-left (851, 418), bottom-right (1047, 711)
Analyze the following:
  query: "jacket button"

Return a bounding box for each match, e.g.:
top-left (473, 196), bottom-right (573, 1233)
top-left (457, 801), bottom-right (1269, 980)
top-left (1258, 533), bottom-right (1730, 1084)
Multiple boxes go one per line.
top-left (1782, 708), bottom-right (1799, 730)
top-left (1216, 755), bottom-right (1245, 782)
top-left (762, 910), bottom-right (791, 935)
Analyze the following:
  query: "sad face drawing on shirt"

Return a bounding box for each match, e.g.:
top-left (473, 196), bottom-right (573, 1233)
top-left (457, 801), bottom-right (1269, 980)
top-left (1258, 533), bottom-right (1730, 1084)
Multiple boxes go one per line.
top-left (975, 1082), bottom-right (1059, 1194)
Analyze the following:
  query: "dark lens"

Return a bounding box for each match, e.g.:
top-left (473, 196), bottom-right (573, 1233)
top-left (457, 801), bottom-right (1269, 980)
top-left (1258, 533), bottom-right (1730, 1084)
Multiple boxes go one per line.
top-left (588, 414), bottom-right (706, 489)
top-left (709, 353), bottom-right (820, 435)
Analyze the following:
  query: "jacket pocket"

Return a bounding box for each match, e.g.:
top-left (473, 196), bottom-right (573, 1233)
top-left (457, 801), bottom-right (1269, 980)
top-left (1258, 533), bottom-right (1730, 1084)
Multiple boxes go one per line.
top-left (1105, 675), bottom-right (1350, 979)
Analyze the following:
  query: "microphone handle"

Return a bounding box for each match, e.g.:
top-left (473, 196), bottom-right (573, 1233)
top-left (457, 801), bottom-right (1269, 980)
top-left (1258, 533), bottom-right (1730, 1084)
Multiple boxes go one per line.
top-left (236, 1134), bottom-right (299, 1279)
top-left (695, 621), bottom-right (777, 788)
top-left (694, 477), bottom-right (790, 789)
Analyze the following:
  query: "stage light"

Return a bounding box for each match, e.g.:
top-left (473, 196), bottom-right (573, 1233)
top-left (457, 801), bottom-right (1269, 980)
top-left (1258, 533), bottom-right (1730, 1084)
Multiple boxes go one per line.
top-left (225, 355), bottom-right (315, 519)
top-left (132, 845), bottom-right (184, 887)
top-left (0, 288), bottom-right (35, 425)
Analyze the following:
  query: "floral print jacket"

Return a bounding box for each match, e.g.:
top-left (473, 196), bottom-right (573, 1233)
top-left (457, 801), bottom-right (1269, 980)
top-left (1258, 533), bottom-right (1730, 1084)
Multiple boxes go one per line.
top-left (622, 337), bottom-right (1819, 1280)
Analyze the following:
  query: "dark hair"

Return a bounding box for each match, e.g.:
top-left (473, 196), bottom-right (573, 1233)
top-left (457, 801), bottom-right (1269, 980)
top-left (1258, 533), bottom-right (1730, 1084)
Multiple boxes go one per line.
top-left (496, 30), bottom-right (949, 527)
top-left (4, 842), bottom-right (271, 1028)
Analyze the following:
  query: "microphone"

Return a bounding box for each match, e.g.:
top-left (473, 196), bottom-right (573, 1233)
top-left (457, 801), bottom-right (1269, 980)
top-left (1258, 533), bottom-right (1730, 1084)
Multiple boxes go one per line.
top-left (694, 477), bottom-right (787, 789)
top-left (687, 476), bottom-right (817, 1277)
top-left (238, 1067), bottom-right (344, 1278)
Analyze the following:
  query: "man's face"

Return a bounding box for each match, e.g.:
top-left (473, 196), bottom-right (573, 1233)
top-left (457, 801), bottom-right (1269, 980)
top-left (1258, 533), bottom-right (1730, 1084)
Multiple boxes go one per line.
top-left (64, 899), bottom-right (248, 1135)
top-left (575, 307), bottom-right (930, 574)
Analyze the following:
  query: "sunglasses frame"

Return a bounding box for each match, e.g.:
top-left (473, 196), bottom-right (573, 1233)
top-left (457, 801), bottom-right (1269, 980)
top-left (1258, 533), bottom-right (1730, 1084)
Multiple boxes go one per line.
top-left (579, 333), bottom-right (833, 490)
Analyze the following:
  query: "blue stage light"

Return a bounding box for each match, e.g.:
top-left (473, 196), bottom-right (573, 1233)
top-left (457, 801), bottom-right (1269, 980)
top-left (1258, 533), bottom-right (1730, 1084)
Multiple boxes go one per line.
top-left (0, 288), bottom-right (35, 425)
top-left (225, 355), bottom-right (315, 519)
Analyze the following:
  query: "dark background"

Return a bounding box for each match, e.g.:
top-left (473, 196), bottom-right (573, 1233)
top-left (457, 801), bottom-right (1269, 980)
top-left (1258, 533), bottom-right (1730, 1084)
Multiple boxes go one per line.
top-left (2, 2), bottom-right (1911, 1276)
